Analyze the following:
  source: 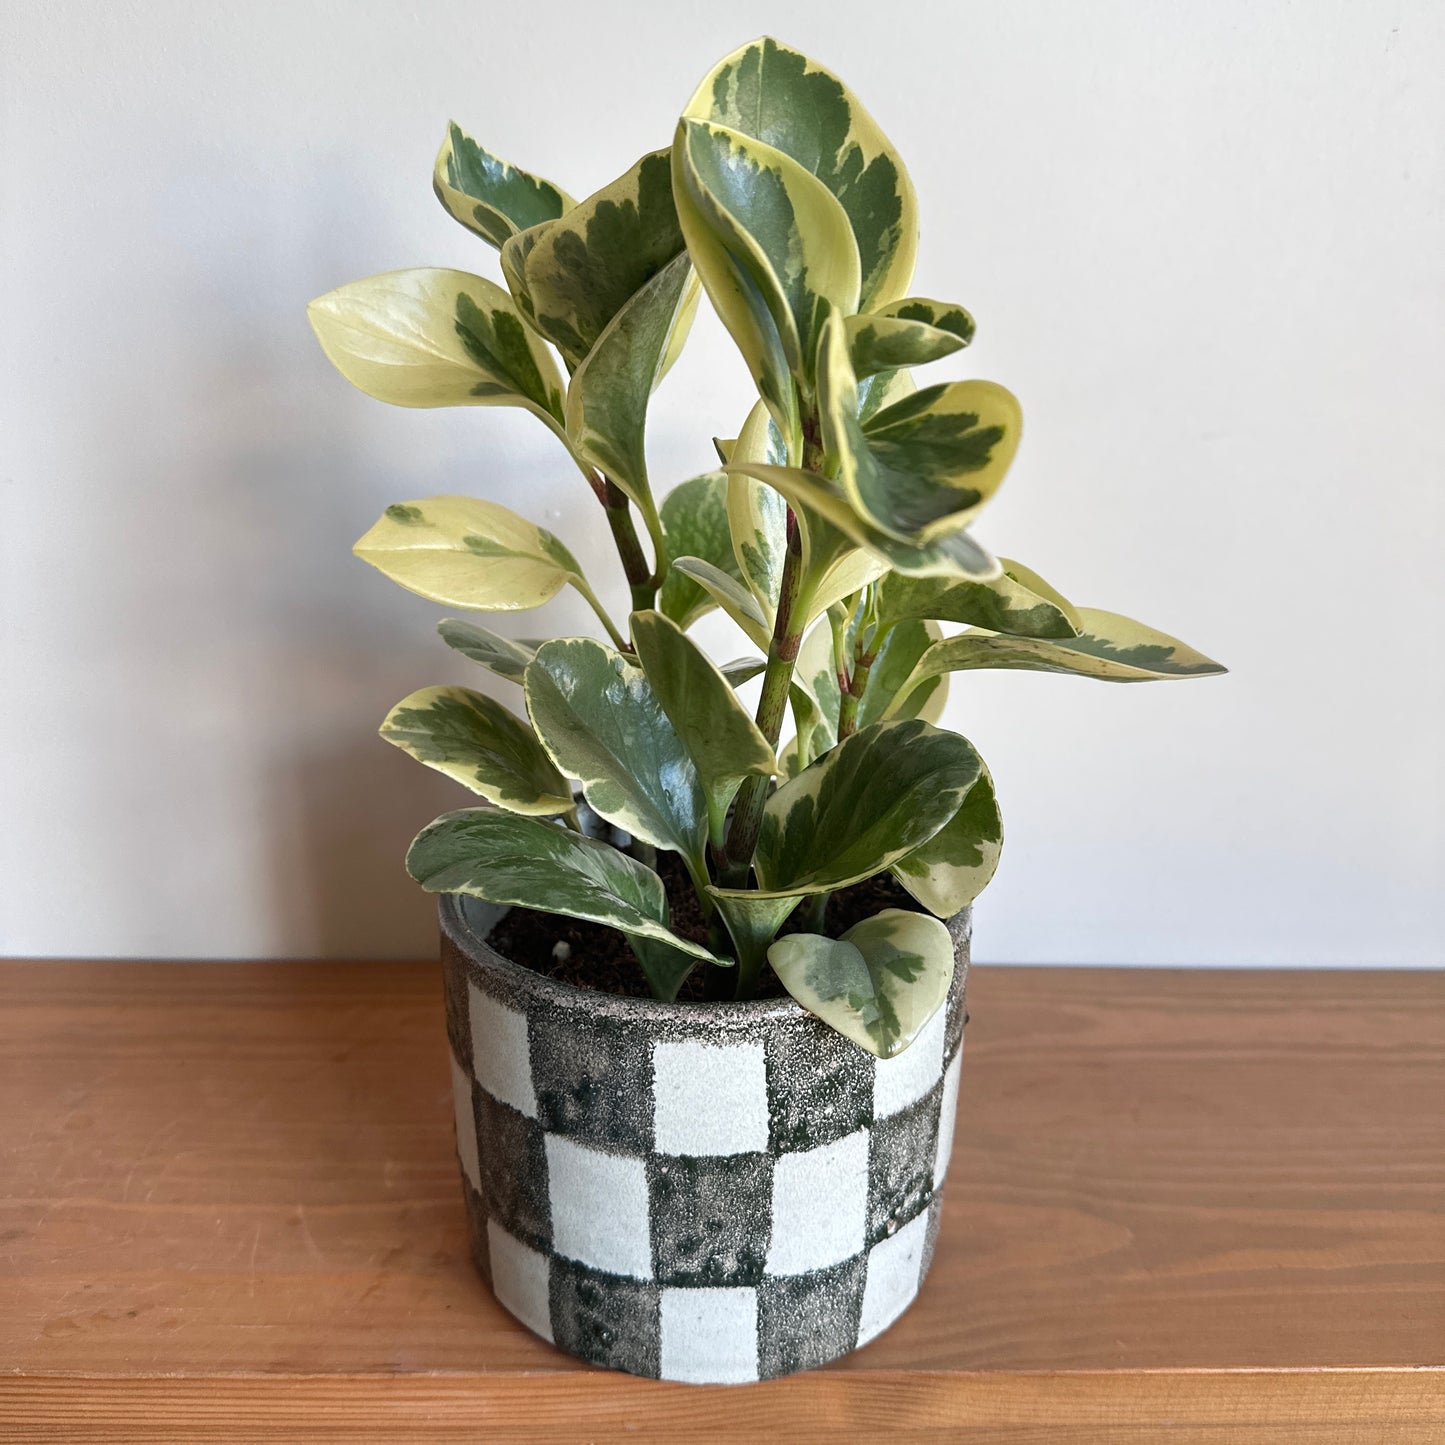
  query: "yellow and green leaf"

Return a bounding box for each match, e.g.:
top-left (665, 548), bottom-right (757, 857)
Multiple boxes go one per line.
top-left (682, 36), bottom-right (918, 310)
top-left (436, 619), bottom-right (536, 682)
top-left (875, 558), bottom-right (1083, 640)
top-left (432, 121), bottom-right (574, 250)
top-left (768, 908), bottom-right (953, 1058)
top-left (380, 686), bottom-right (571, 814)
top-left (892, 765), bottom-right (1003, 917)
top-left (657, 472), bottom-right (740, 630)
top-left (668, 557), bottom-right (773, 650)
top-left (846, 297), bottom-right (975, 380)
top-left (353, 496), bottom-right (588, 612)
top-left (307, 268), bottom-right (564, 425)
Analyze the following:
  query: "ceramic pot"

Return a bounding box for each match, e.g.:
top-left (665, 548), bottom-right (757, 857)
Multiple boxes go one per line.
top-left (439, 892), bottom-right (969, 1384)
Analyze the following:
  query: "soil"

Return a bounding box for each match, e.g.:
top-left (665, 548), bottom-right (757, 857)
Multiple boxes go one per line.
top-left (488, 849), bottom-right (924, 1002)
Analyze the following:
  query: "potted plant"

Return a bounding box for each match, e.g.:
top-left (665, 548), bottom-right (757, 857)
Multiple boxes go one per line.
top-left (308, 36), bottom-right (1225, 1384)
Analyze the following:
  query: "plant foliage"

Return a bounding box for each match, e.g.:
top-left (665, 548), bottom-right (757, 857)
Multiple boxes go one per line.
top-left (310, 36), bottom-right (1225, 1053)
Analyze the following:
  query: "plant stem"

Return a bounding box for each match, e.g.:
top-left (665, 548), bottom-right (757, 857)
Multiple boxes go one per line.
top-left (600, 478), bottom-right (657, 614)
top-left (836, 651), bottom-right (874, 739)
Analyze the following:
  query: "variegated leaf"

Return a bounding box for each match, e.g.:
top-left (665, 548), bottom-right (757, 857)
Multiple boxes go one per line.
top-left (886, 608), bottom-right (1229, 715)
top-left (875, 558), bottom-right (1083, 640)
top-left (524, 638), bottom-right (709, 873)
top-left (858, 619), bottom-right (946, 730)
top-left (713, 890), bottom-right (802, 992)
top-left (819, 308), bottom-right (1019, 544)
top-left (406, 808), bottom-right (720, 963)
top-left (846, 297), bottom-right (975, 380)
top-left (673, 118), bottom-right (860, 406)
top-left (436, 619), bottom-right (536, 682)
top-left (432, 121), bottom-right (574, 249)
top-left (725, 461), bottom-right (1002, 582)
top-left (769, 908), bottom-right (954, 1058)
top-left (380, 686), bottom-right (571, 814)
top-left (508, 150), bottom-right (690, 369)
top-left (354, 496), bottom-right (590, 612)
top-left (893, 765), bottom-right (1002, 916)
top-left (658, 472), bottom-right (740, 630)
top-left (715, 718), bottom-right (982, 899)
top-left (857, 361), bottom-right (915, 424)
top-left (669, 557), bottom-right (772, 650)
top-left (631, 610), bottom-right (776, 844)
top-left (682, 37), bottom-right (918, 310)
top-left (565, 251), bottom-right (693, 516)
top-left (308, 268), bottom-right (565, 425)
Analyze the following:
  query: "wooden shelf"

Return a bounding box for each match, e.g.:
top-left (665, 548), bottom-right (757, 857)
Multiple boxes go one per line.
top-left (2, 961), bottom-right (1441, 1442)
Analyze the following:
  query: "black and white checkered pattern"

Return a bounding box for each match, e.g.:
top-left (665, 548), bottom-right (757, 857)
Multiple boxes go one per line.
top-left (440, 895), bottom-right (969, 1384)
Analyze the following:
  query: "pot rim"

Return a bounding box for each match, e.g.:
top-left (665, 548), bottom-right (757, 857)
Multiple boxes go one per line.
top-left (439, 893), bottom-right (970, 1030)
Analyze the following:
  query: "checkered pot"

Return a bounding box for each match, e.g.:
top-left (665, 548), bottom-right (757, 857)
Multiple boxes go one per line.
top-left (440, 893), bottom-right (969, 1384)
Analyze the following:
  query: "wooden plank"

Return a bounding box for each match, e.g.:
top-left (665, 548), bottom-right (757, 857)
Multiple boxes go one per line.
top-left (1, 961), bottom-right (1442, 1441)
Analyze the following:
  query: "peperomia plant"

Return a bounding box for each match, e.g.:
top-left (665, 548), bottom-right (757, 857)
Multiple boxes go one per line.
top-left (309, 37), bottom-right (1225, 1057)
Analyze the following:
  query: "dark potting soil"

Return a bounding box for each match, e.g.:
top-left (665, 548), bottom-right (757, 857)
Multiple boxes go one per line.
top-left (488, 850), bottom-right (924, 1002)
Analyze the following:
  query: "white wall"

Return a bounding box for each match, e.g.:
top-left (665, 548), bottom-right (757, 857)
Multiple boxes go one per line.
top-left (3, 0), bottom-right (1441, 964)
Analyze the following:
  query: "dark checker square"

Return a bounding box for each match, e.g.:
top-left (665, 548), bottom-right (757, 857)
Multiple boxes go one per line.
top-left (472, 1086), bottom-right (551, 1252)
top-left (757, 1253), bottom-right (867, 1378)
top-left (528, 1007), bottom-right (655, 1153)
top-left (944, 977), bottom-right (968, 1064)
top-left (866, 1079), bottom-right (943, 1246)
top-left (440, 936), bottom-right (474, 1075)
top-left (765, 1024), bottom-right (873, 1153)
top-left (549, 1256), bottom-right (661, 1378)
top-left (647, 1153), bottom-right (773, 1287)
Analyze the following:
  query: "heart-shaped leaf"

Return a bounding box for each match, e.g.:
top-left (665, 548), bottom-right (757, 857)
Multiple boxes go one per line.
top-left (407, 809), bottom-right (719, 963)
top-left (885, 608), bottom-right (1229, 715)
top-left (892, 765), bottom-right (1003, 916)
top-left (769, 908), bottom-right (953, 1058)
top-left (308, 268), bottom-right (564, 425)
top-left (380, 686), bottom-right (571, 815)
top-left (436, 620), bottom-right (536, 682)
top-left (682, 37), bottom-right (918, 311)
top-left (432, 122), bottom-right (574, 249)
top-left (630, 610), bottom-right (776, 844)
top-left (658, 472), bottom-right (740, 630)
top-left (353, 496), bottom-right (590, 612)
top-left (715, 718), bottom-right (981, 899)
top-left (524, 638), bottom-right (709, 875)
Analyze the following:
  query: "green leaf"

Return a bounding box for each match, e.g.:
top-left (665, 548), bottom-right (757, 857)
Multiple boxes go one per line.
top-left (875, 558), bottom-right (1083, 640)
top-left (673, 118), bottom-right (860, 410)
top-left (380, 686), bottom-right (571, 814)
top-left (407, 809), bottom-right (718, 961)
top-left (885, 608), bottom-right (1230, 715)
top-left (713, 891), bottom-right (801, 987)
top-left (307, 268), bottom-right (565, 425)
top-left (436, 619), bottom-right (536, 682)
top-left (630, 610), bottom-right (776, 844)
top-left (682, 37), bottom-right (918, 310)
top-left (769, 908), bottom-right (953, 1058)
top-left (893, 765), bottom-right (1003, 916)
top-left (668, 557), bottom-right (772, 650)
top-left (506, 150), bottom-right (690, 368)
top-left (658, 472), bottom-right (741, 630)
top-left (353, 496), bottom-right (590, 612)
top-left (524, 638), bottom-right (709, 873)
top-left (627, 933), bottom-right (714, 1003)
top-left (565, 252), bottom-right (693, 516)
top-left (819, 308), bottom-right (1020, 544)
top-left (725, 461), bottom-right (1002, 582)
top-left (716, 718), bottom-right (982, 900)
top-left (846, 297), bottom-right (974, 380)
top-left (858, 619), bottom-right (946, 730)
top-left (432, 122), bottom-right (574, 249)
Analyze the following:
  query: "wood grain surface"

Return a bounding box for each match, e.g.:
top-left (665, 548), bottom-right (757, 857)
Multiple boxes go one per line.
top-left (1, 961), bottom-right (1441, 1441)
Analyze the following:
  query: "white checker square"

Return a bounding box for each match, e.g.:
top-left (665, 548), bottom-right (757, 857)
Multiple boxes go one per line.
top-left (660, 1286), bottom-right (758, 1383)
top-left (872, 1002), bottom-right (946, 1120)
top-left (487, 1219), bottom-right (553, 1343)
top-left (652, 1038), bottom-right (769, 1156)
top-left (765, 1128), bottom-right (869, 1276)
top-left (449, 1053), bottom-right (481, 1194)
top-left (857, 1206), bottom-right (931, 1346)
top-left (544, 1134), bottom-right (652, 1279)
top-left (933, 1048), bottom-right (963, 1190)
top-left (468, 981), bottom-right (537, 1119)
